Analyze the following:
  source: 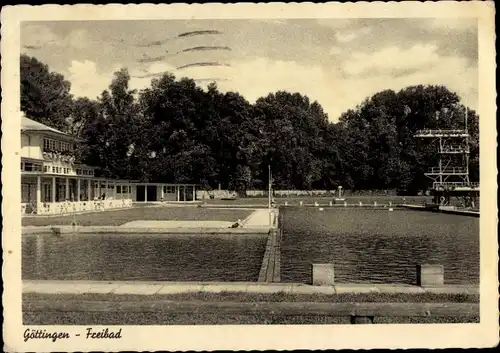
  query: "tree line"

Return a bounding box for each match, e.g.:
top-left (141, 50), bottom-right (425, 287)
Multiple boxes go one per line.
top-left (20, 54), bottom-right (479, 193)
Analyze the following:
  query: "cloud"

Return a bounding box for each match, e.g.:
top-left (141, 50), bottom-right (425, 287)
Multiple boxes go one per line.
top-left (329, 46), bottom-right (343, 55)
top-left (335, 27), bottom-right (371, 43)
top-left (64, 29), bottom-right (90, 49)
top-left (342, 43), bottom-right (440, 76)
top-left (21, 24), bottom-right (59, 45)
top-left (22, 24), bottom-right (91, 50)
top-left (66, 52), bottom-right (477, 123)
top-left (336, 53), bottom-right (477, 115)
top-left (209, 58), bottom-right (342, 120)
top-left (129, 62), bottom-right (177, 90)
top-left (426, 18), bottom-right (477, 31)
top-left (68, 60), bottom-right (121, 99)
top-left (315, 19), bottom-right (359, 30)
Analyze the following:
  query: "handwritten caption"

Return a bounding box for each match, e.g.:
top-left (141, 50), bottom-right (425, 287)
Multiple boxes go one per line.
top-left (24, 328), bottom-right (122, 342)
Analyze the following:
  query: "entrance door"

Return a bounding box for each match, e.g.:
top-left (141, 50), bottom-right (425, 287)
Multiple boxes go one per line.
top-left (147, 185), bottom-right (157, 202)
top-left (136, 185), bottom-right (145, 202)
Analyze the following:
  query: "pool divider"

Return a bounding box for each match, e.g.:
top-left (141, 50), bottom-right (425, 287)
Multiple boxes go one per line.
top-left (258, 211), bottom-right (282, 282)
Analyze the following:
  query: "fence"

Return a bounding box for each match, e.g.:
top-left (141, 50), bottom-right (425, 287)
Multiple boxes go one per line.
top-left (23, 199), bottom-right (133, 215)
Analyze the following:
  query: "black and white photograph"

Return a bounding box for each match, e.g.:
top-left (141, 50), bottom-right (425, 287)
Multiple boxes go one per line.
top-left (2, 2), bottom-right (498, 351)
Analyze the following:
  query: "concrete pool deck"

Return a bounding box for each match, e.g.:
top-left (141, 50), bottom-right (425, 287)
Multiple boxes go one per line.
top-left (120, 220), bottom-right (235, 228)
top-left (401, 204), bottom-right (480, 217)
top-left (23, 280), bottom-right (479, 295)
top-left (22, 208), bottom-right (275, 235)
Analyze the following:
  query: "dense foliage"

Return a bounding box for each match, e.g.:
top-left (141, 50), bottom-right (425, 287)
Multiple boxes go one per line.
top-left (20, 54), bottom-right (479, 193)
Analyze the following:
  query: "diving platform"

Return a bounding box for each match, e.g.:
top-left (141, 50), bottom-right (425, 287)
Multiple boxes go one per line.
top-left (414, 129), bottom-right (469, 138)
top-left (414, 104), bottom-right (479, 207)
top-left (425, 167), bottom-right (468, 176)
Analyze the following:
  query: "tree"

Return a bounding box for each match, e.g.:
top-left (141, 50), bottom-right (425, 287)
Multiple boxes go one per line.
top-left (20, 54), bottom-right (74, 132)
top-left (334, 85), bottom-right (479, 192)
top-left (77, 69), bottom-right (143, 180)
top-left (22, 56), bottom-right (479, 194)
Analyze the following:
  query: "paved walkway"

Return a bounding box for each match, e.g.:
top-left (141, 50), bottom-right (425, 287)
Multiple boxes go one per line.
top-left (121, 220), bottom-right (234, 228)
top-left (23, 280), bottom-right (478, 295)
top-left (241, 209), bottom-right (276, 228)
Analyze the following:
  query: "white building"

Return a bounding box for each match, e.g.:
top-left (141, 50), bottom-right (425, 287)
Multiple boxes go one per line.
top-left (21, 115), bottom-right (197, 215)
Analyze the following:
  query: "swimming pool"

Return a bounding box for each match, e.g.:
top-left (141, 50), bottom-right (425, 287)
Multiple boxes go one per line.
top-left (280, 208), bottom-right (479, 285)
top-left (23, 233), bottom-right (267, 282)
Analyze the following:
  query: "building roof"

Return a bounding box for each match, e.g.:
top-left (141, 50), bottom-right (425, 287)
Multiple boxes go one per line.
top-left (21, 115), bottom-right (82, 141)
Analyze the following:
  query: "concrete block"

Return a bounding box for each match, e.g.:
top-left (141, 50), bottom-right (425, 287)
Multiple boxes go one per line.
top-left (312, 263), bottom-right (335, 286)
top-left (417, 264), bottom-right (444, 286)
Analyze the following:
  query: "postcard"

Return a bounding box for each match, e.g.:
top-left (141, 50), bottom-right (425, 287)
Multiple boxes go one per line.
top-left (2, 2), bottom-right (498, 351)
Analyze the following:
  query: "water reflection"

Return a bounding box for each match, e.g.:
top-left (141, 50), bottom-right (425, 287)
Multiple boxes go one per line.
top-left (281, 208), bottom-right (479, 284)
top-left (23, 233), bottom-right (267, 282)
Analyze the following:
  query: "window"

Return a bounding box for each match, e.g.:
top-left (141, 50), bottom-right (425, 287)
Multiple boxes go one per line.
top-left (21, 162), bottom-right (24, 171)
top-left (44, 166), bottom-right (49, 173)
top-left (52, 166), bottom-right (56, 173)
top-left (43, 138), bottom-right (75, 153)
top-left (117, 186), bottom-right (121, 194)
top-left (128, 186), bottom-right (131, 193)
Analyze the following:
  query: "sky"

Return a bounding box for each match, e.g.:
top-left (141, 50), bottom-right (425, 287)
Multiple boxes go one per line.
top-left (21, 18), bottom-right (478, 122)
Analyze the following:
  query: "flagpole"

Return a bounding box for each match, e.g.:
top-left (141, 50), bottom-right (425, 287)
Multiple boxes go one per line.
top-left (268, 165), bottom-right (272, 226)
top-left (268, 165), bottom-right (271, 210)
top-left (465, 100), bottom-right (468, 134)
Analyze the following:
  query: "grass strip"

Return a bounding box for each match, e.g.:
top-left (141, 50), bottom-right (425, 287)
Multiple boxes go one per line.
top-left (23, 291), bottom-right (479, 303)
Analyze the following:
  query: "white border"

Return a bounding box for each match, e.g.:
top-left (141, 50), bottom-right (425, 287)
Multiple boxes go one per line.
top-left (2, 2), bottom-right (498, 351)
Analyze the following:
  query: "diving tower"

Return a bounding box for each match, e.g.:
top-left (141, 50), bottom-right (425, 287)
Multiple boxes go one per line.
top-left (414, 106), bottom-right (479, 207)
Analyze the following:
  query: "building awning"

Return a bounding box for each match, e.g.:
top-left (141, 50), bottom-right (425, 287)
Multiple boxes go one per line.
top-left (21, 116), bottom-right (84, 142)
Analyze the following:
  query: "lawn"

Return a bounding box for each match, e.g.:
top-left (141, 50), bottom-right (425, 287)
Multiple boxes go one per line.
top-left (23, 292), bottom-right (479, 325)
top-left (22, 206), bottom-right (253, 227)
top-left (23, 291), bottom-right (479, 303)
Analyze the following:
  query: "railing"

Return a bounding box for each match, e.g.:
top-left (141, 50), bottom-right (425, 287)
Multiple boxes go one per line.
top-left (415, 129), bottom-right (469, 136)
top-left (433, 182), bottom-right (480, 190)
top-left (31, 199), bottom-right (133, 215)
top-left (441, 145), bottom-right (470, 153)
top-left (426, 167), bottom-right (468, 174)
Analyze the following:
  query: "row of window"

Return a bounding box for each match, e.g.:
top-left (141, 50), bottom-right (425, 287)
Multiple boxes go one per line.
top-left (162, 186), bottom-right (176, 194)
top-left (76, 168), bottom-right (95, 176)
top-left (21, 162), bottom-right (43, 172)
top-left (117, 186), bottom-right (132, 194)
top-left (22, 163), bottom-right (94, 176)
top-left (43, 138), bottom-right (74, 152)
top-left (44, 166), bottom-right (72, 174)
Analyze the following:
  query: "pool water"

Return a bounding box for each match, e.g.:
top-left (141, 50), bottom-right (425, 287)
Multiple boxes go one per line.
top-left (280, 208), bottom-right (479, 285)
top-left (22, 233), bottom-right (266, 282)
